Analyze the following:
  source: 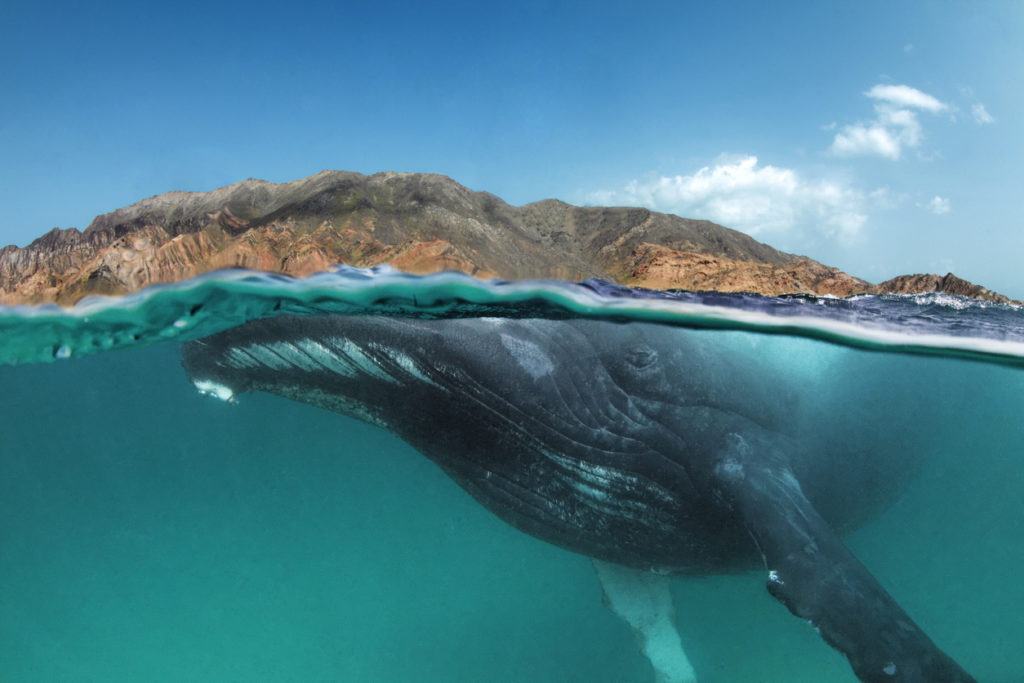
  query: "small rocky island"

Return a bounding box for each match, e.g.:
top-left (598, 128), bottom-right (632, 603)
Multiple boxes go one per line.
top-left (0, 170), bottom-right (1014, 306)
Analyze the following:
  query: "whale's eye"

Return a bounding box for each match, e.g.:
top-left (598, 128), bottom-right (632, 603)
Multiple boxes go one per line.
top-left (625, 345), bottom-right (658, 369)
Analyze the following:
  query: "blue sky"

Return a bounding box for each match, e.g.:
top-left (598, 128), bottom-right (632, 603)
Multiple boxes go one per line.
top-left (2, 1), bottom-right (1022, 295)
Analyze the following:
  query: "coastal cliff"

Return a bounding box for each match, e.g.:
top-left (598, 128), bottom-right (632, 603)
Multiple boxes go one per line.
top-left (0, 171), bottom-right (1014, 306)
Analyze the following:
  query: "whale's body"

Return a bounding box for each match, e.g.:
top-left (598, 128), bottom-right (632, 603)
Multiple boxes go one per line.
top-left (183, 316), bottom-right (974, 683)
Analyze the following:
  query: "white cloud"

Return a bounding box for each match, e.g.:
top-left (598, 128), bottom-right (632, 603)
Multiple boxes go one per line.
top-left (829, 84), bottom-right (949, 160)
top-left (925, 196), bottom-right (951, 214)
top-left (866, 84), bottom-right (948, 113)
top-left (971, 103), bottom-right (995, 124)
top-left (831, 124), bottom-right (902, 160)
top-left (589, 156), bottom-right (871, 243)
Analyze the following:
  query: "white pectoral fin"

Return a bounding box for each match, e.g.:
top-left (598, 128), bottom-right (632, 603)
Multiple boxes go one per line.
top-left (592, 559), bottom-right (697, 683)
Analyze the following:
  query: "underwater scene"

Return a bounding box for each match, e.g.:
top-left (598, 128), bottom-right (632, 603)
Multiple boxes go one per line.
top-left (2, 268), bottom-right (1023, 682)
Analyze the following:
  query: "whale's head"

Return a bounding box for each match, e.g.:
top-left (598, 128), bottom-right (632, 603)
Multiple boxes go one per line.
top-left (183, 315), bottom-right (794, 439)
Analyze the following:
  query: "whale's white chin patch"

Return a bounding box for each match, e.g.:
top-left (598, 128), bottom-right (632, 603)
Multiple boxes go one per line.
top-left (193, 379), bottom-right (236, 403)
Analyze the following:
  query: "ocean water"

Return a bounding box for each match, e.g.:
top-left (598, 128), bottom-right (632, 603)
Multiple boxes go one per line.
top-left (1, 267), bottom-right (1023, 682)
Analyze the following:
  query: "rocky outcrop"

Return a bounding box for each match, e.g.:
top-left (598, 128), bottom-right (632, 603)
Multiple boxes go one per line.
top-left (623, 244), bottom-right (872, 297)
top-left (874, 272), bottom-right (1015, 305)
top-left (0, 170), bottom-right (1015, 305)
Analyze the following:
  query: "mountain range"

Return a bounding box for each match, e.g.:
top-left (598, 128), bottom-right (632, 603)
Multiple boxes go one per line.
top-left (0, 170), bottom-right (1015, 306)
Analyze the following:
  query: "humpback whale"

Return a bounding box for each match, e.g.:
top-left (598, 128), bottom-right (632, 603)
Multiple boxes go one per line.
top-left (183, 315), bottom-right (975, 683)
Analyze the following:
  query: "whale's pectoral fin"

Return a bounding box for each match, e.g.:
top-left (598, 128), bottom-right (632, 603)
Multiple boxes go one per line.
top-left (712, 433), bottom-right (974, 683)
top-left (593, 559), bottom-right (698, 683)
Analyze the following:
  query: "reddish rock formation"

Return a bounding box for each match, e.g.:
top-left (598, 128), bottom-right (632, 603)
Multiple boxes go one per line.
top-left (623, 244), bottom-right (872, 297)
top-left (0, 170), bottom-right (1015, 306)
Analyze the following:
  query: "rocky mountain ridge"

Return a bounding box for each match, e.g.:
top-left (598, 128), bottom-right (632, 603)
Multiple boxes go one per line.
top-left (1, 170), bottom-right (1016, 306)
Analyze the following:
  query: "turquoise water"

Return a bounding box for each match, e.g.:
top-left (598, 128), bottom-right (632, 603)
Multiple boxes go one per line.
top-left (2, 268), bottom-right (1023, 681)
